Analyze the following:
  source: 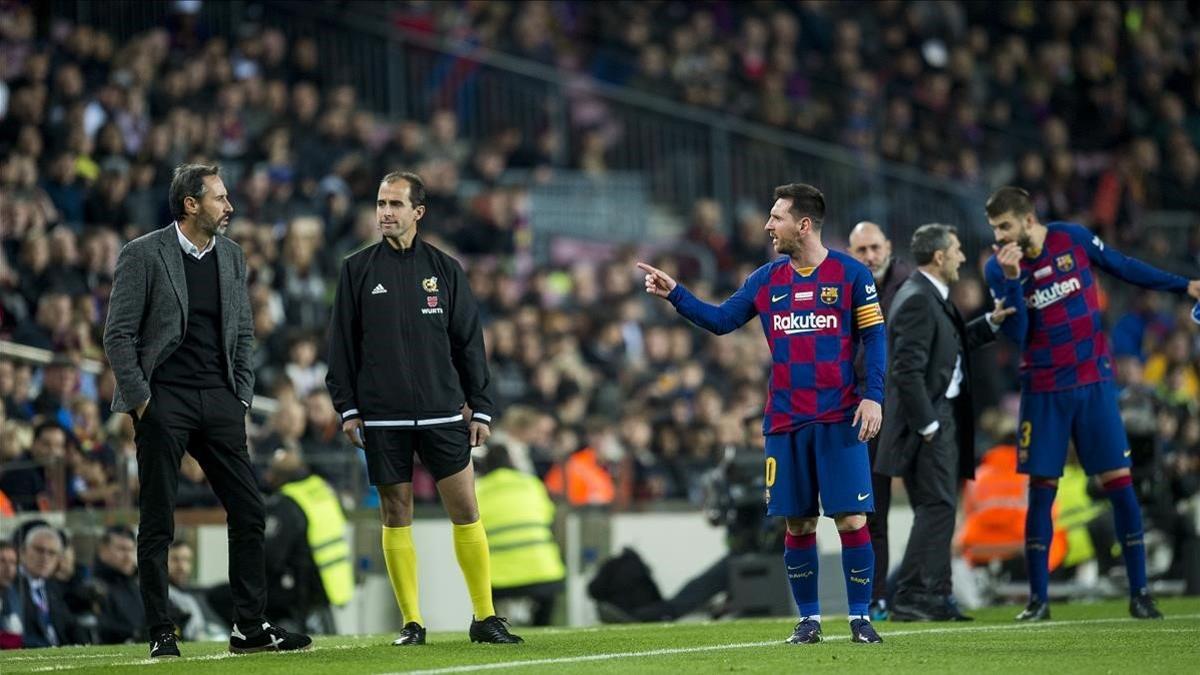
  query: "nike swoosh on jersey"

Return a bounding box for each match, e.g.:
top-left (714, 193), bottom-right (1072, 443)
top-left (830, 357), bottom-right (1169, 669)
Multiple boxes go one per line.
top-left (772, 293), bottom-right (789, 302)
top-left (857, 493), bottom-right (870, 501)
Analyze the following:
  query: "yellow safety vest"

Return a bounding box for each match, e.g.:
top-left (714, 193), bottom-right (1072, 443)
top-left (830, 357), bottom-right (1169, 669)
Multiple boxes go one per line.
top-left (476, 468), bottom-right (566, 589)
top-left (279, 474), bottom-right (354, 606)
top-left (1056, 465), bottom-right (1105, 568)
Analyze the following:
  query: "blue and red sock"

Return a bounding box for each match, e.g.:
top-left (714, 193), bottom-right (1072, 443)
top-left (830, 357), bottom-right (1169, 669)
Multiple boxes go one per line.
top-left (1103, 474), bottom-right (1148, 596)
top-left (784, 531), bottom-right (820, 619)
top-left (1025, 479), bottom-right (1057, 603)
top-left (839, 527), bottom-right (874, 619)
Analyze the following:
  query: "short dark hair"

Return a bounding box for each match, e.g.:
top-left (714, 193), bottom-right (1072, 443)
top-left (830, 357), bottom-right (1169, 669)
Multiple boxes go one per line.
top-left (380, 171), bottom-right (426, 209)
top-left (910, 223), bottom-right (959, 266)
top-left (169, 164), bottom-right (220, 219)
top-left (773, 183), bottom-right (825, 229)
top-left (101, 525), bottom-right (135, 546)
top-left (985, 186), bottom-right (1034, 219)
top-left (33, 420), bottom-right (66, 441)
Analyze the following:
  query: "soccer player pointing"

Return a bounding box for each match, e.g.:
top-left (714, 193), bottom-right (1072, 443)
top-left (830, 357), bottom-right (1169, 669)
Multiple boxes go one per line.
top-left (639, 183), bottom-right (885, 644)
top-left (984, 186), bottom-right (1200, 622)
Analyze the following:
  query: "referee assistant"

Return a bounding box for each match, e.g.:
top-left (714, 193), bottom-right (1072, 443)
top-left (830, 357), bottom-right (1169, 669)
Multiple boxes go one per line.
top-left (103, 164), bottom-right (311, 658)
top-left (326, 171), bottom-right (521, 645)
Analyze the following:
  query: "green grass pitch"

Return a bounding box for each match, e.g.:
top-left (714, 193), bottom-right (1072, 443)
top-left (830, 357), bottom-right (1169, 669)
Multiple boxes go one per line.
top-left (4, 598), bottom-right (1198, 674)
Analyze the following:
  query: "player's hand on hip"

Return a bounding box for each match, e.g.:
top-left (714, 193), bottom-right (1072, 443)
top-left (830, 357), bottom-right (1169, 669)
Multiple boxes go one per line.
top-left (852, 399), bottom-right (882, 442)
top-left (636, 262), bottom-right (677, 298)
top-left (993, 243), bottom-right (1022, 279)
top-left (1187, 279), bottom-right (1200, 300)
top-left (343, 418), bottom-right (365, 449)
top-left (990, 297), bottom-right (1017, 323)
top-left (469, 421), bottom-right (490, 447)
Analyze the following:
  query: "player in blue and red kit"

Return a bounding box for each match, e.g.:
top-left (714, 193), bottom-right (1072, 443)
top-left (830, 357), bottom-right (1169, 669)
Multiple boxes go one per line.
top-left (639, 183), bottom-right (886, 645)
top-left (984, 186), bottom-right (1200, 621)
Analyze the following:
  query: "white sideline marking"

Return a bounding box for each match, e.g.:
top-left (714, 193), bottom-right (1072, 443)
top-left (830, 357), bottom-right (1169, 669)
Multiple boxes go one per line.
top-left (401, 613), bottom-right (1200, 675)
top-left (14, 614), bottom-right (1200, 673)
top-left (24, 644), bottom-right (353, 672)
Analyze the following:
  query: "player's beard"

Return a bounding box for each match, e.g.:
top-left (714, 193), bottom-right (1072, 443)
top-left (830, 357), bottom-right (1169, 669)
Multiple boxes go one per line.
top-left (1017, 228), bottom-right (1033, 253)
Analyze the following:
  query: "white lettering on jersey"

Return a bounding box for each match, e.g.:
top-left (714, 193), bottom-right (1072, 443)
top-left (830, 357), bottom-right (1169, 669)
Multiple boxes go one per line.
top-left (1092, 235), bottom-right (1104, 250)
top-left (1027, 277), bottom-right (1082, 309)
top-left (773, 313), bottom-right (840, 335)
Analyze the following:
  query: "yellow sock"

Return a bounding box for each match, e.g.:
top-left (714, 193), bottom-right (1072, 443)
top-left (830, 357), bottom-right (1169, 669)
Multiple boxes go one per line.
top-left (381, 525), bottom-right (423, 626)
top-left (452, 520), bottom-right (496, 619)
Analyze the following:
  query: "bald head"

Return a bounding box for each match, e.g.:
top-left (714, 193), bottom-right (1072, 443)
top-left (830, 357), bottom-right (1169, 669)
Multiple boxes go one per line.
top-left (848, 221), bottom-right (892, 278)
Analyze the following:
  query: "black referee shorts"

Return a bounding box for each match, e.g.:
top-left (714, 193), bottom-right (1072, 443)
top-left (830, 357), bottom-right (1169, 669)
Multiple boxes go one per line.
top-left (362, 422), bottom-right (471, 485)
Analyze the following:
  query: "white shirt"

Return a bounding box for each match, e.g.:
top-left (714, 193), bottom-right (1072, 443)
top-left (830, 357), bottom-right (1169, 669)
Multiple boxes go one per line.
top-left (915, 270), bottom-right (1003, 438)
top-left (174, 221), bottom-right (215, 260)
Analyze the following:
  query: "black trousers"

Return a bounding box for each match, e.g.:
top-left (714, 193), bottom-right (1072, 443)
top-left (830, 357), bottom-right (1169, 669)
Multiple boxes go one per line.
top-left (865, 436), bottom-right (892, 602)
top-left (135, 382), bottom-right (266, 637)
top-left (894, 398), bottom-right (959, 601)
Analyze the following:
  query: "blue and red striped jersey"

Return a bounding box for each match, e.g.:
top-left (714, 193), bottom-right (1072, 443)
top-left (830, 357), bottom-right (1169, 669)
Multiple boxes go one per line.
top-left (668, 250), bottom-right (886, 435)
top-left (985, 222), bottom-right (1189, 393)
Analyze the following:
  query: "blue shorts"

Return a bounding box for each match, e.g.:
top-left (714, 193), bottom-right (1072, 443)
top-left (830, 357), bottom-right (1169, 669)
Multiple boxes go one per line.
top-left (764, 422), bottom-right (874, 517)
top-left (1017, 382), bottom-right (1131, 478)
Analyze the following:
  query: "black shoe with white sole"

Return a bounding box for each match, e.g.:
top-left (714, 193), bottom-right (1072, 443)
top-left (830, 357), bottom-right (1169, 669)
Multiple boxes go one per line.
top-left (149, 631), bottom-right (180, 658)
top-left (229, 621), bottom-right (313, 654)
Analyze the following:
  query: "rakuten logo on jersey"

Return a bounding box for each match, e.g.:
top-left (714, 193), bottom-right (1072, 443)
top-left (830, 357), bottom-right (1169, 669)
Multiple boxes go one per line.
top-left (773, 312), bottom-right (839, 335)
top-left (1027, 277), bottom-right (1082, 309)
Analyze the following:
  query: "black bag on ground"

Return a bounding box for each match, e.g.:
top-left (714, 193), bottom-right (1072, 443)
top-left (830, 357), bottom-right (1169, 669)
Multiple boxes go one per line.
top-left (587, 547), bottom-right (663, 612)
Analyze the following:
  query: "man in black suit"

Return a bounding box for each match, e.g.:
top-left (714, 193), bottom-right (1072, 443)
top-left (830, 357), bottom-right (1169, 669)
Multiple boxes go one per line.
top-left (14, 525), bottom-right (88, 647)
top-left (876, 224), bottom-right (1013, 622)
top-left (848, 221), bottom-right (912, 621)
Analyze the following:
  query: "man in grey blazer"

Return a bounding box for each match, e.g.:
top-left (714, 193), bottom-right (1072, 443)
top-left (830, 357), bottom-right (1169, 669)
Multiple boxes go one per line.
top-left (875, 224), bottom-right (1013, 622)
top-left (103, 164), bottom-right (310, 658)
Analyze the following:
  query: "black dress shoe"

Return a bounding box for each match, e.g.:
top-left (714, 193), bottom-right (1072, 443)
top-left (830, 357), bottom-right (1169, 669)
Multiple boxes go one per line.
top-left (890, 597), bottom-right (936, 622)
top-left (938, 595), bottom-right (974, 622)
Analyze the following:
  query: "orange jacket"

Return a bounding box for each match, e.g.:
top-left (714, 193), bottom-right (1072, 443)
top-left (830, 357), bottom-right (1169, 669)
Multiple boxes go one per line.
top-left (544, 447), bottom-right (615, 506)
top-left (957, 445), bottom-right (1066, 570)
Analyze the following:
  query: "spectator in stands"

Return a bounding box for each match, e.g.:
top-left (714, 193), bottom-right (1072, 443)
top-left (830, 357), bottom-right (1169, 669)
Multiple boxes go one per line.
top-left (166, 541), bottom-right (226, 641)
top-left (14, 525), bottom-right (87, 647)
top-left (12, 291), bottom-right (72, 353)
top-left (0, 421), bottom-right (69, 511)
top-left (544, 418), bottom-right (616, 506)
top-left (92, 525), bottom-right (145, 644)
top-left (31, 357), bottom-right (79, 428)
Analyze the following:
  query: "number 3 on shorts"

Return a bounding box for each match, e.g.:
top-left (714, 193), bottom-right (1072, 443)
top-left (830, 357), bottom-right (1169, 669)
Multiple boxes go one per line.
top-left (1019, 421), bottom-right (1032, 449)
top-left (765, 456), bottom-right (776, 487)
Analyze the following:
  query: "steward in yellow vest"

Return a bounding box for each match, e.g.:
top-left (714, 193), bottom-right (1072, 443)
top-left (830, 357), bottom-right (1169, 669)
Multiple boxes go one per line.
top-left (476, 446), bottom-right (565, 625)
top-left (264, 451), bottom-right (354, 631)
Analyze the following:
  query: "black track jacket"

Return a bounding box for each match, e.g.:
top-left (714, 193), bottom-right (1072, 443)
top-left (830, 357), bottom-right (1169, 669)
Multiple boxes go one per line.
top-left (325, 235), bottom-right (495, 429)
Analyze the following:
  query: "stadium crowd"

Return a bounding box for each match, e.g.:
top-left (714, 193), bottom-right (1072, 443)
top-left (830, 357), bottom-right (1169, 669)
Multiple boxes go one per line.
top-left (0, 0), bottom-right (1198, 645)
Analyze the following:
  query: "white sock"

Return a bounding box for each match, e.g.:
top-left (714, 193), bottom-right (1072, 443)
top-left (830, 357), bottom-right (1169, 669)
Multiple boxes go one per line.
top-left (849, 614), bottom-right (869, 623)
top-left (800, 614), bottom-right (822, 623)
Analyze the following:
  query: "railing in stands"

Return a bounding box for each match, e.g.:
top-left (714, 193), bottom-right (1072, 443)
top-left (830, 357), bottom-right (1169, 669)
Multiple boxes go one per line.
top-left (54, 0), bottom-right (992, 261)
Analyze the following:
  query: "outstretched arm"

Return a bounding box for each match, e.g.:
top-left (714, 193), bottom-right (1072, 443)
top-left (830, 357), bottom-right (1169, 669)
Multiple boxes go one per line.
top-left (1077, 226), bottom-right (1199, 297)
top-left (637, 262), bottom-right (759, 335)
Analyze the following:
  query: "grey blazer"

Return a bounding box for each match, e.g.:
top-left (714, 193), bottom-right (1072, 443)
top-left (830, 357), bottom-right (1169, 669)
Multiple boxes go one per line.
top-left (103, 224), bottom-right (255, 413)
